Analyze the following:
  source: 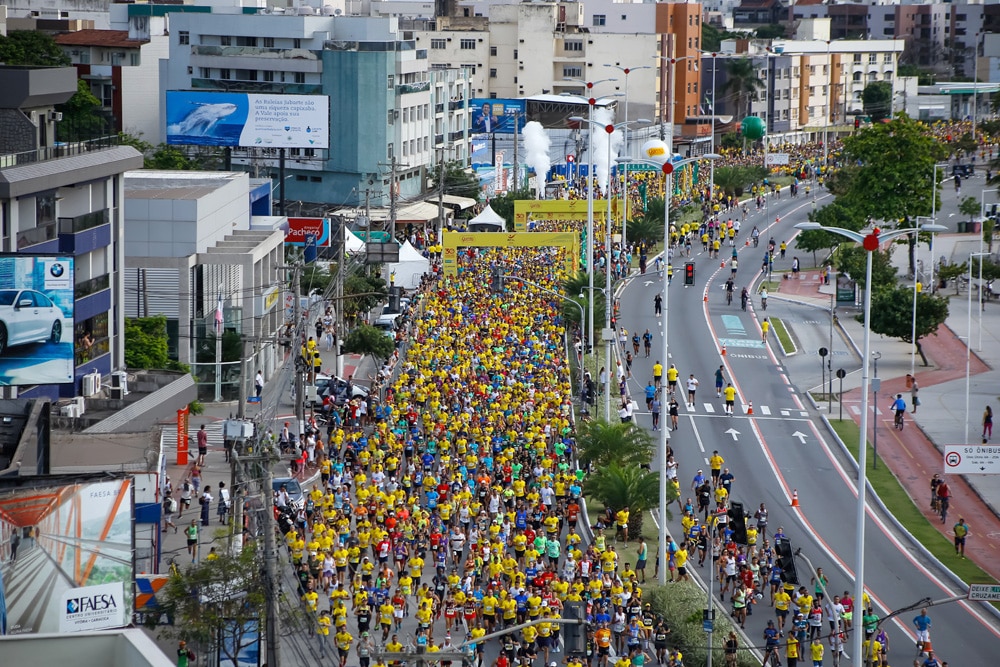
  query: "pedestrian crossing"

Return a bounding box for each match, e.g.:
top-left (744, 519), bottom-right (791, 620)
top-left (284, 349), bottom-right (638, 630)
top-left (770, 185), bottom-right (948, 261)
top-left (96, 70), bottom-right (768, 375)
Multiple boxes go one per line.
top-left (676, 401), bottom-right (809, 417)
top-left (848, 404), bottom-right (883, 416)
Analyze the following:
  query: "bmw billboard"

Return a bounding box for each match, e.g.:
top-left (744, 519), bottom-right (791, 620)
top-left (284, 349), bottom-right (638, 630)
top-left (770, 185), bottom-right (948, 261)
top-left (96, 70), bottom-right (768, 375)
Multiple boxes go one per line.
top-left (0, 255), bottom-right (74, 387)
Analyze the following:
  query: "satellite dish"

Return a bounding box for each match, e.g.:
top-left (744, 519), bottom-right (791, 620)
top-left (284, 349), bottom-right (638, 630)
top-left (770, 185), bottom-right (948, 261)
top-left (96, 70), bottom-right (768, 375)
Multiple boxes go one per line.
top-left (334, 8), bottom-right (342, 15)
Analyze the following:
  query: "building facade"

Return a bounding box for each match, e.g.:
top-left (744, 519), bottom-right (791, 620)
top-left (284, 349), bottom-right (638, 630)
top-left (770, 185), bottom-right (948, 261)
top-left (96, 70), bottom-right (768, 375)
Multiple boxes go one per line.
top-left (0, 66), bottom-right (143, 400)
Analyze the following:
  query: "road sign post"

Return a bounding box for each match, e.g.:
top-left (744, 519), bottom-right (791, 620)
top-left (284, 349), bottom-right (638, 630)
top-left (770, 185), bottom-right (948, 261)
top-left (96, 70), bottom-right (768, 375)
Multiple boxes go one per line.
top-left (819, 347), bottom-right (828, 408)
top-left (836, 368), bottom-right (846, 421)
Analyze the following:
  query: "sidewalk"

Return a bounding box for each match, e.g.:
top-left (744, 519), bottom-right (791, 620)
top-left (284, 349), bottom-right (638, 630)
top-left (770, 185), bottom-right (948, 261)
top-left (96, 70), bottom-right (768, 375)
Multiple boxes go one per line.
top-left (775, 255), bottom-right (1000, 583)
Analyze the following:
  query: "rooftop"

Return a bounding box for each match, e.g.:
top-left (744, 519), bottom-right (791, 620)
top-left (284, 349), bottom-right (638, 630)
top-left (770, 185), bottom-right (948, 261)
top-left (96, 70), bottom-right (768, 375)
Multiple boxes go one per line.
top-left (124, 171), bottom-right (245, 200)
top-left (54, 29), bottom-right (149, 49)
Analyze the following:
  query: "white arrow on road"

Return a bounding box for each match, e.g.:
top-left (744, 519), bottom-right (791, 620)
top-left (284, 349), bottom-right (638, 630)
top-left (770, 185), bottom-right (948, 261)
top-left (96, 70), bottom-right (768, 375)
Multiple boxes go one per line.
top-left (725, 428), bottom-right (740, 441)
top-left (644, 281), bottom-right (654, 287)
top-left (792, 431), bottom-right (808, 444)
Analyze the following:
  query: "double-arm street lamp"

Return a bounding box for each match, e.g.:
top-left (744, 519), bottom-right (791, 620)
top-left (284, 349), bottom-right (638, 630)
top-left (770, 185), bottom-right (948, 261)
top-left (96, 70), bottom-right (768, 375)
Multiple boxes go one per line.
top-left (605, 64), bottom-right (652, 252)
top-left (566, 79), bottom-right (618, 385)
top-left (626, 153), bottom-right (721, 586)
top-left (795, 220), bottom-right (945, 667)
top-left (573, 116), bottom-right (651, 420)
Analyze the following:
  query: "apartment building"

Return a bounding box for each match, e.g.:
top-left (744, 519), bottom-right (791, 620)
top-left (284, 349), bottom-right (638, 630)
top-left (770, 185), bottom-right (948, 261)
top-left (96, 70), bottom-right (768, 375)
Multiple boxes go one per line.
top-left (718, 20), bottom-right (904, 142)
top-left (0, 66), bottom-right (143, 400)
top-left (162, 9), bottom-right (470, 211)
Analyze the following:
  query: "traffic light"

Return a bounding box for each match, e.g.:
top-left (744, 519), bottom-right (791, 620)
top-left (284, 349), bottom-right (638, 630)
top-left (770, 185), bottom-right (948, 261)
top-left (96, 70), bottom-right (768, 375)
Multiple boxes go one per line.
top-left (562, 600), bottom-right (587, 656)
top-left (728, 501), bottom-right (748, 545)
top-left (490, 269), bottom-right (503, 293)
top-left (774, 537), bottom-right (799, 585)
top-left (854, 117), bottom-right (860, 130)
top-left (684, 262), bottom-right (695, 286)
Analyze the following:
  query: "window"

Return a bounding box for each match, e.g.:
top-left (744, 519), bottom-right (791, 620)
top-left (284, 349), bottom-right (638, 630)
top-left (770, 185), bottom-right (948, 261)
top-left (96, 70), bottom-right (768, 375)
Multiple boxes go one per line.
top-left (853, 72), bottom-right (862, 82)
top-left (179, 31), bottom-right (189, 45)
top-left (809, 86), bottom-right (815, 96)
top-left (593, 14), bottom-right (606, 26)
top-left (200, 67), bottom-right (210, 78)
top-left (237, 36), bottom-right (257, 47)
top-left (867, 71), bottom-right (878, 82)
top-left (387, 143), bottom-right (394, 159)
top-left (883, 28), bottom-right (894, 36)
top-left (295, 175), bottom-right (308, 181)
top-left (387, 74), bottom-right (395, 89)
top-left (869, 53), bottom-right (877, 64)
top-left (431, 39), bottom-right (447, 49)
top-left (237, 69), bottom-right (257, 81)
top-left (883, 72), bottom-right (892, 81)
top-left (490, 46), bottom-right (497, 56)
top-left (621, 14), bottom-right (626, 20)
top-left (220, 35), bottom-right (231, 46)
top-left (490, 68), bottom-right (497, 78)
top-left (293, 39), bottom-right (301, 48)
top-left (563, 66), bottom-right (582, 78)
top-left (513, 49), bottom-right (517, 59)
top-left (809, 66), bottom-right (816, 75)
top-left (264, 37), bottom-right (274, 48)
top-left (294, 72), bottom-right (305, 84)
top-left (310, 176), bottom-right (322, 183)
top-left (388, 110), bottom-right (394, 125)
top-left (884, 53), bottom-right (893, 63)
top-left (565, 40), bottom-right (583, 51)
top-left (853, 54), bottom-right (862, 64)
top-left (220, 68), bottom-right (231, 80)
top-left (460, 39), bottom-right (476, 50)
top-left (263, 70), bottom-right (274, 82)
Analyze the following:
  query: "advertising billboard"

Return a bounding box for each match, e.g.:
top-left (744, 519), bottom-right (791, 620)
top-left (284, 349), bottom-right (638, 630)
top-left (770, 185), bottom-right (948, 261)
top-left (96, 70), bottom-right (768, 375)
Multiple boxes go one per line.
top-left (285, 217), bottom-right (330, 246)
top-left (166, 91), bottom-right (330, 149)
top-left (0, 478), bottom-right (134, 635)
top-left (469, 98), bottom-right (526, 135)
top-left (0, 254), bottom-right (75, 387)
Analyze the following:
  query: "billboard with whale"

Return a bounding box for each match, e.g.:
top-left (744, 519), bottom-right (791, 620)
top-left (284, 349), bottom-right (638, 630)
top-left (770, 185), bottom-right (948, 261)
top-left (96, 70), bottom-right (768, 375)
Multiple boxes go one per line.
top-left (166, 91), bottom-right (329, 149)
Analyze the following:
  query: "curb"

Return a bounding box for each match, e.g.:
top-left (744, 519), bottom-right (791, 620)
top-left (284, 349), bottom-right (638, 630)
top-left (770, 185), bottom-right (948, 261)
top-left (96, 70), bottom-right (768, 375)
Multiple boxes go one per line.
top-left (810, 395), bottom-right (1000, 624)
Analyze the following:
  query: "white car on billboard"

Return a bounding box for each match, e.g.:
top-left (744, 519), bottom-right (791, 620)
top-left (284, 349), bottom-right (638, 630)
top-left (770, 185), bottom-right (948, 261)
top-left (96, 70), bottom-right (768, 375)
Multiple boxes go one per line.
top-left (0, 289), bottom-right (64, 355)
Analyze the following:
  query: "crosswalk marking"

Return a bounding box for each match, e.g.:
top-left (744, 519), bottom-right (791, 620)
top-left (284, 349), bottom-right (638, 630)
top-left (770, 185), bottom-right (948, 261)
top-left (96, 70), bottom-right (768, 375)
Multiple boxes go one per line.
top-left (703, 403), bottom-right (715, 413)
top-left (781, 410), bottom-right (790, 416)
top-left (799, 411), bottom-right (809, 417)
top-left (760, 405), bottom-right (771, 415)
top-left (850, 405), bottom-right (860, 415)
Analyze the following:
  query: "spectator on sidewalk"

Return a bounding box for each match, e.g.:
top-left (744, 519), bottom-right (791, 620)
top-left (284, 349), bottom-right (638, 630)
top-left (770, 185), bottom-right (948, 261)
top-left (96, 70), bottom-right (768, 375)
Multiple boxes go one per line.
top-left (196, 424), bottom-right (208, 466)
top-left (200, 485), bottom-right (213, 526)
top-left (983, 405), bottom-right (993, 441)
top-left (255, 370), bottom-right (264, 398)
top-left (162, 493), bottom-right (178, 533)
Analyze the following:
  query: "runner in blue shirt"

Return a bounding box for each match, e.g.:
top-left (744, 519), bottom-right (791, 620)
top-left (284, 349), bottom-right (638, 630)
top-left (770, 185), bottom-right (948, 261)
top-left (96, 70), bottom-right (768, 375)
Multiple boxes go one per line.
top-left (762, 620), bottom-right (782, 666)
top-left (913, 608), bottom-right (932, 653)
top-left (645, 381), bottom-right (657, 410)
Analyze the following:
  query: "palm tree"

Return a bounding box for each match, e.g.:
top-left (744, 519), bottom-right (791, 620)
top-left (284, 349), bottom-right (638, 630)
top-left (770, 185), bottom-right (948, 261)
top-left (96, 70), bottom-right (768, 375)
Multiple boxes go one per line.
top-left (577, 419), bottom-right (654, 468)
top-left (624, 217), bottom-right (663, 250)
top-left (562, 272), bottom-right (606, 331)
top-left (722, 57), bottom-right (764, 119)
top-left (585, 462), bottom-right (671, 539)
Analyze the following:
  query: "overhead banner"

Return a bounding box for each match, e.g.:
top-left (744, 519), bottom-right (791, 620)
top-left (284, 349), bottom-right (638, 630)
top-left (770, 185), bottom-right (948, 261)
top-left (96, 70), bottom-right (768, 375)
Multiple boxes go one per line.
top-left (166, 91), bottom-right (329, 149)
top-left (441, 231), bottom-right (578, 277)
top-left (469, 98), bottom-right (526, 135)
top-left (513, 200), bottom-right (622, 232)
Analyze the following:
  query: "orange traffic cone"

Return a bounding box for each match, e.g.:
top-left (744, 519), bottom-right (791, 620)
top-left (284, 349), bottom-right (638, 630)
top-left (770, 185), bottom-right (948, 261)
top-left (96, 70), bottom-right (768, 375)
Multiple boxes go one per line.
top-left (921, 638), bottom-right (933, 655)
top-left (720, 261), bottom-right (726, 268)
top-left (791, 489), bottom-right (800, 508)
top-left (747, 402), bottom-right (753, 415)
top-left (704, 293), bottom-right (708, 302)
top-left (721, 345), bottom-right (727, 356)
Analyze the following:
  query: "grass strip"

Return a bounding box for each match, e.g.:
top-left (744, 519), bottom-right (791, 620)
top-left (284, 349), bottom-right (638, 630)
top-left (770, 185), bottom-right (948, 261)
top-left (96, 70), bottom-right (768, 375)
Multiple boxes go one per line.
top-left (769, 317), bottom-right (795, 354)
top-left (829, 418), bottom-right (1000, 596)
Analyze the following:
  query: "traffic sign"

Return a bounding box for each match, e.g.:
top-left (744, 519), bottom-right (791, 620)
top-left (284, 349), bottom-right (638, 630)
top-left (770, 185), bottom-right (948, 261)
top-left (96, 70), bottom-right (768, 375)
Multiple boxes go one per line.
top-left (703, 619), bottom-right (714, 632)
top-left (566, 155), bottom-right (575, 163)
top-left (944, 444), bottom-right (1000, 474)
top-left (969, 584), bottom-right (1000, 601)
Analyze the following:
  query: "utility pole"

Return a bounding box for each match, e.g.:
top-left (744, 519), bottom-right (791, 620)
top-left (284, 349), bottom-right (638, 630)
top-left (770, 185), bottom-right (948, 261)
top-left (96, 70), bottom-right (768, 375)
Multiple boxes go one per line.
top-left (262, 465), bottom-right (281, 667)
top-left (237, 335), bottom-right (249, 420)
top-left (335, 215), bottom-right (346, 378)
top-left (437, 151), bottom-right (446, 246)
top-left (291, 265), bottom-right (305, 434)
top-left (513, 111), bottom-right (520, 192)
top-left (389, 156), bottom-right (398, 232)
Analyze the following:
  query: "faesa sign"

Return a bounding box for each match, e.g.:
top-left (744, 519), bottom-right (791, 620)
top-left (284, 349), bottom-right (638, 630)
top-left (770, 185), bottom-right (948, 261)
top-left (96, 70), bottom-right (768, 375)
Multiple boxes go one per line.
top-left (60, 581), bottom-right (127, 632)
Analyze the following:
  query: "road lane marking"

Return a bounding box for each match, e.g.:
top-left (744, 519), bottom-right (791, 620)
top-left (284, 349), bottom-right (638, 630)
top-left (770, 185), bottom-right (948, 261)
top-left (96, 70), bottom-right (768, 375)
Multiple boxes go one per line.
top-left (703, 403), bottom-right (715, 413)
top-left (760, 405), bottom-right (771, 415)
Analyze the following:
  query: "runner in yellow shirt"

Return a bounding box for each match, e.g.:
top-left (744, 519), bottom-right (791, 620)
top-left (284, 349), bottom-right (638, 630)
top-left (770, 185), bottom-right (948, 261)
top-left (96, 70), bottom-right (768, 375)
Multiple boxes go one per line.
top-left (723, 383), bottom-right (737, 416)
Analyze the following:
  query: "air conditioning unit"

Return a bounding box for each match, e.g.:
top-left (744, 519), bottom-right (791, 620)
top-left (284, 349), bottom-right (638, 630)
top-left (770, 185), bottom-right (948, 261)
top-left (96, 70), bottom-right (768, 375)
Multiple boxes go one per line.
top-left (109, 387), bottom-right (125, 400)
top-left (82, 372), bottom-right (101, 397)
top-left (48, 111), bottom-right (63, 122)
top-left (61, 405), bottom-right (81, 418)
top-left (73, 396), bottom-right (86, 415)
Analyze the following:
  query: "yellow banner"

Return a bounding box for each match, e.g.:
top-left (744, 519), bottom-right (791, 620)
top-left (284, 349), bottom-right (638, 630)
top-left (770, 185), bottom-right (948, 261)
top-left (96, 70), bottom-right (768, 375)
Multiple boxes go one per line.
top-left (442, 232), bottom-right (578, 277)
top-left (513, 200), bottom-right (621, 231)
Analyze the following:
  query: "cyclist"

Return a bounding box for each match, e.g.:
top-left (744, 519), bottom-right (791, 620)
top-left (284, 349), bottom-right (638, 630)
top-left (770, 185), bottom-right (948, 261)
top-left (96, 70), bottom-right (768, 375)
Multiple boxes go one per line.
top-left (759, 287), bottom-right (768, 310)
top-left (751, 226), bottom-right (760, 247)
top-left (935, 480), bottom-right (951, 523)
top-left (740, 287), bottom-right (749, 311)
top-left (762, 620), bottom-right (782, 666)
top-left (725, 278), bottom-right (735, 304)
top-left (891, 394), bottom-right (907, 428)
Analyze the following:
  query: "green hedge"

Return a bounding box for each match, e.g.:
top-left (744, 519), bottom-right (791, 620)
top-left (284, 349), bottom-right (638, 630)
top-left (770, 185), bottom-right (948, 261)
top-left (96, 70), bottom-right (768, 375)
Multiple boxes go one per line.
top-left (647, 582), bottom-right (760, 667)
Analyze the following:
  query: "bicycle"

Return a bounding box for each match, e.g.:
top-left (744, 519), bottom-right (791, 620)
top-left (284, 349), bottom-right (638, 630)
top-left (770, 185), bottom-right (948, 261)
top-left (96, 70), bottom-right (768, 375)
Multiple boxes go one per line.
top-left (726, 290), bottom-right (733, 306)
top-left (894, 410), bottom-right (904, 431)
top-left (939, 497), bottom-right (949, 523)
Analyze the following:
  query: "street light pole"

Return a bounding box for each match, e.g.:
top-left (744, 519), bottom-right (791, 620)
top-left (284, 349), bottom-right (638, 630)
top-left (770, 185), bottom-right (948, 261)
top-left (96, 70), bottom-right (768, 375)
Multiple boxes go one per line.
top-left (964, 250), bottom-right (990, 447)
top-left (628, 154), bottom-right (721, 586)
top-left (605, 64), bottom-right (652, 254)
top-left (795, 220), bottom-right (945, 667)
top-left (911, 217), bottom-right (938, 376)
top-left (824, 41), bottom-right (831, 169)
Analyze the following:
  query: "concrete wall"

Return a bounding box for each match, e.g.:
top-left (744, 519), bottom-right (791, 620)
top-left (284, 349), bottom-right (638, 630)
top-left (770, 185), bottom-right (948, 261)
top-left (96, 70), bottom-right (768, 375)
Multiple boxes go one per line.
top-left (0, 629), bottom-right (174, 667)
top-left (0, 108), bottom-right (38, 155)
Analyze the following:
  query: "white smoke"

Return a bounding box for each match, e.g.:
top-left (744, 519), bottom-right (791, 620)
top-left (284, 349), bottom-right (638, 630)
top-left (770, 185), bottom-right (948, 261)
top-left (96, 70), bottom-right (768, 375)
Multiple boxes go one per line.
top-left (521, 121), bottom-right (551, 199)
top-left (591, 107), bottom-right (623, 194)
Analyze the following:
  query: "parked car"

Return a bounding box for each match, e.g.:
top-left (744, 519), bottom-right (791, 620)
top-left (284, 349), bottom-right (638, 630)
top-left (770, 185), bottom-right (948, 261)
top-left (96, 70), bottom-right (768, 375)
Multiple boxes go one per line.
top-left (312, 374), bottom-right (369, 408)
top-left (0, 289), bottom-right (64, 355)
top-left (373, 312), bottom-right (402, 339)
top-left (272, 477), bottom-right (304, 510)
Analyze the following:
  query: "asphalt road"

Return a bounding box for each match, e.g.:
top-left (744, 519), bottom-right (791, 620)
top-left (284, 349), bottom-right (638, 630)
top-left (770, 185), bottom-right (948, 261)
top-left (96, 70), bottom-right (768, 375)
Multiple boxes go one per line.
top-left (614, 187), bottom-right (1000, 664)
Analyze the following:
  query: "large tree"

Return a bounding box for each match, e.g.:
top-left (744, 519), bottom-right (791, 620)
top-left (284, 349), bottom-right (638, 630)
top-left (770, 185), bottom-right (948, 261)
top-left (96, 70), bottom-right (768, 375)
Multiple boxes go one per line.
top-left (859, 286), bottom-right (949, 366)
top-left (0, 30), bottom-right (70, 66)
top-left (584, 462), bottom-right (665, 539)
top-left (798, 201), bottom-right (866, 266)
top-left (722, 58), bottom-right (764, 119)
top-left (836, 245), bottom-right (898, 289)
top-left (838, 114), bottom-right (948, 276)
top-left (861, 81), bottom-right (893, 122)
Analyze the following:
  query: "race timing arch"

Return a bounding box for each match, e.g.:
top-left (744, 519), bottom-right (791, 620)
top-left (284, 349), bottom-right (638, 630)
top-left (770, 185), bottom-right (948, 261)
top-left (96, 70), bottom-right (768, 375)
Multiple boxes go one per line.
top-left (441, 232), bottom-right (579, 277)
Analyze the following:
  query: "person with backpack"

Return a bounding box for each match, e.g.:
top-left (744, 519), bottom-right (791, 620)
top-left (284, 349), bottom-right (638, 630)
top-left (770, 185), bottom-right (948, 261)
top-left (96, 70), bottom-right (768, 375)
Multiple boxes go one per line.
top-left (178, 477), bottom-right (193, 519)
top-left (163, 492), bottom-right (178, 533)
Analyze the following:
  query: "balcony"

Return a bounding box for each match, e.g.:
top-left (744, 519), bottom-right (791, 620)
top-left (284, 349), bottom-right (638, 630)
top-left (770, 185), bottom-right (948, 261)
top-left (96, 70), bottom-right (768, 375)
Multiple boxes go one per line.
top-left (60, 209), bottom-right (112, 255)
top-left (191, 45), bottom-right (320, 61)
top-left (397, 81), bottom-right (431, 95)
top-left (190, 78), bottom-right (322, 95)
top-left (75, 273), bottom-right (111, 300)
top-left (16, 222), bottom-right (58, 251)
top-left (60, 208), bottom-right (110, 235)
top-left (0, 135), bottom-right (119, 169)
top-left (434, 134), bottom-right (445, 146)
top-left (448, 100), bottom-right (466, 111)
top-left (435, 103), bottom-right (445, 114)
top-left (448, 131), bottom-right (465, 142)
